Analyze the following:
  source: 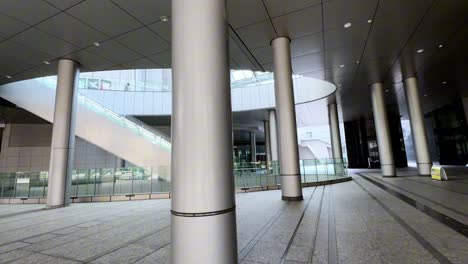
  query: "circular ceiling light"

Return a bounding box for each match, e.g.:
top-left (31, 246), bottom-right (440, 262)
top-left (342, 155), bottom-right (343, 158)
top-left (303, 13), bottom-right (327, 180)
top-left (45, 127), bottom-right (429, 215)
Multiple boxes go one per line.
top-left (385, 89), bottom-right (390, 92)
top-left (337, 83), bottom-right (342, 87)
top-left (93, 42), bottom-right (100, 47)
top-left (5, 75), bottom-right (12, 79)
top-left (442, 81), bottom-right (447, 84)
top-left (424, 94), bottom-right (428, 97)
top-left (344, 22), bottom-right (352, 28)
top-left (367, 19), bottom-right (372, 23)
top-left (355, 60), bottom-right (360, 64)
top-left (43, 61), bottom-right (50, 65)
top-left (438, 44), bottom-right (443, 48)
top-left (160, 16), bottom-right (169, 22)
top-left (417, 49), bottom-right (424, 53)
top-left (340, 64), bottom-right (345, 68)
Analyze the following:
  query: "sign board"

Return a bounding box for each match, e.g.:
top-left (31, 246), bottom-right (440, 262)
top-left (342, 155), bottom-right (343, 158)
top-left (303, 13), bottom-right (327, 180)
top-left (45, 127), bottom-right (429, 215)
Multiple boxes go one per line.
top-left (431, 166), bottom-right (447, 181)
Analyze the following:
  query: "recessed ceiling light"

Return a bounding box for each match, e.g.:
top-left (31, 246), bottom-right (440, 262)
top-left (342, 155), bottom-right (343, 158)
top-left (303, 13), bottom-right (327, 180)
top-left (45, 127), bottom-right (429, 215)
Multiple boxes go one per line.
top-left (160, 16), bottom-right (169, 22)
top-left (442, 81), bottom-right (447, 84)
top-left (424, 94), bottom-right (428, 97)
top-left (340, 64), bottom-right (345, 68)
top-left (344, 22), bottom-right (352, 28)
top-left (355, 60), bottom-right (360, 64)
top-left (367, 19), bottom-right (372, 23)
top-left (417, 49), bottom-right (424, 53)
top-left (93, 42), bottom-right (100, 47)
top-left (338, 83), bottom-right (342, 86)
top-left (385, 89), bottom-right (389, 92)
top-left (43, 61), bottom-right (50, 65)
top-left (438, 44), bottom-right (443, 48)
top-left (5, 75), bottom-right (12, 79)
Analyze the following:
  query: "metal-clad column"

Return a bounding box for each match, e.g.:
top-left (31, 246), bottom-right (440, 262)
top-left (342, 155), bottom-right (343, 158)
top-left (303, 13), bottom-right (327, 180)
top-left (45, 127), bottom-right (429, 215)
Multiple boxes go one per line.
top-left (47, 59), bottom-right (79, 208)
top-left (370, 83), bottom-right (396, 177)
top-left (269, 110), bottom-right (279, 162)
top-left (404, 77), bottom-right (432, 176)
top-left (328, 103), bottom-right (343, 160)
top-left (250, 131), bottom-right (256, 162)
top-left (271, 37), bottom-right (303, 201)
top-left (328, 103), bottom-right (344, 175)
top-left (171, 0), bottom-right (237, 263)
top-left (264, 120), bottom-right (271, 164)
top-left (463, 97), bottom-right (468, 124)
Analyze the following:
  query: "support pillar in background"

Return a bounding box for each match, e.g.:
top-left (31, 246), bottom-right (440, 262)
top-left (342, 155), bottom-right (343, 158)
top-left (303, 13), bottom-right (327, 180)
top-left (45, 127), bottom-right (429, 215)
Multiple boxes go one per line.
top-left (269, 110), bottom-right (279, 162)
top-left (328, 103), bottom-right (344, 175)
top-left (250, 131), bottom-right (256, 162)
top-left (404, 77), bottom-right (432, 176)
top-left (171, 0), bottom-right (237, 263)
top-left (263, 120), bottom-right (272, 165)
top-left (271, 37), bottom-right (303, 201)
top-left (370, 83), bottom-right (396, 177)
top-left (463, 97), bottom-right (468, 124)
top-left (47, 59), bottom-right (79, 208)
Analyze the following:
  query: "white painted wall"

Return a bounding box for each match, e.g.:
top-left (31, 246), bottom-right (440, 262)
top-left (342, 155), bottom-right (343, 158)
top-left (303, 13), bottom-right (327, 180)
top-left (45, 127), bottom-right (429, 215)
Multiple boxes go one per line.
top-left (0, 124), bottom-right (122, 173)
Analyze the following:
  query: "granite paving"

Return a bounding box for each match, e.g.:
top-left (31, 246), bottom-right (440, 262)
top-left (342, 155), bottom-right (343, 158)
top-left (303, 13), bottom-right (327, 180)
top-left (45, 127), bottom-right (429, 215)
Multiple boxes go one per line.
top-left (0, 169), bottom-right (467, 263)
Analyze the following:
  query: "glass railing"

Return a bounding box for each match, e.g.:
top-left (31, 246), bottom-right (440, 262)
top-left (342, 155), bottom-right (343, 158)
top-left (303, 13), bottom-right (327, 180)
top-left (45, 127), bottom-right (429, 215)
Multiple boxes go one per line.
top-left (36, 76), bottom-right (172, 150)
top-left (0, 159), bottom-right (348, 199)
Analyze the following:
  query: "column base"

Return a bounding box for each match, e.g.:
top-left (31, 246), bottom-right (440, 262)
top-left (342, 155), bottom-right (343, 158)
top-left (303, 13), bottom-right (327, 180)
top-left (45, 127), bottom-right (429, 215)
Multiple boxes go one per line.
top-left (417, 163), bottom-right (432, 176)
top-left (46, 203), bottom-right (69, 209)
top-left (381, 164), bottom-right (396, 177)
top-left (281, 174), bottom-right (303, 200)
top-left (172, 209), bottom-right (237, 263)
top-left (282, 195), bottom-right (303, 201)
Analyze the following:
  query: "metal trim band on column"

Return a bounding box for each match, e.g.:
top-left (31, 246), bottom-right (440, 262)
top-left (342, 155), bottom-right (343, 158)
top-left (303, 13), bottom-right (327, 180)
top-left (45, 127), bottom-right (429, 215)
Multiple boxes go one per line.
top-left (271, 36), bottom-right (303, 201)
top-left (171, 206), bottom-right (236, 217)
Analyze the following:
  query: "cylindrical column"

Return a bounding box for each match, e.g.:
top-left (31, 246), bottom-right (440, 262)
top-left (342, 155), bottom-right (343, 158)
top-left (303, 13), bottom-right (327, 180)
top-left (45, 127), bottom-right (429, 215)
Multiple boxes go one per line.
top-left (370, 83), bottom-right (396, 177)
top-left (171, 0), bottom-right (237, 263)
top-left (463, 97), bottom-right (468, 124)
top-left (47, 59), bottom-right (79, 208)
top-left (271, 37), bottom-right (303, 201)
top-left (328, 103), bottom-right (343, 160)
top-left (404, 77), bottom-right (432, 176)
top-left (269, 110), bottom-right (279, 162)
top-left (328, 103), bottom-right (344, 175)
top-left (264, 120), bottom-right (271, 164)
top-left (250, 131), bottom-right (256, 162)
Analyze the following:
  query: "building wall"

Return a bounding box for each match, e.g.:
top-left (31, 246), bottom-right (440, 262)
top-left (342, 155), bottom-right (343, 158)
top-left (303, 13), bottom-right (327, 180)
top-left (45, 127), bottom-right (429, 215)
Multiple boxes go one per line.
top-left (0, 124), bottom-right (123, 173)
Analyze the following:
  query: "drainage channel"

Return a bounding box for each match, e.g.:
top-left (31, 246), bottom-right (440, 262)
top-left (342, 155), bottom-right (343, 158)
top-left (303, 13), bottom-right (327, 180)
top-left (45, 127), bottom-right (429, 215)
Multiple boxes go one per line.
top-left (357, 173), bottom-right (468, 238)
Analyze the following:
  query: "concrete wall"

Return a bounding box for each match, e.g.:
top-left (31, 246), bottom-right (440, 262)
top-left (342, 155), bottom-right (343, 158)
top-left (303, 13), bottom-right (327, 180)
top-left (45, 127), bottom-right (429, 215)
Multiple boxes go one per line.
top-left (0, 124), bottom-right (123, 173)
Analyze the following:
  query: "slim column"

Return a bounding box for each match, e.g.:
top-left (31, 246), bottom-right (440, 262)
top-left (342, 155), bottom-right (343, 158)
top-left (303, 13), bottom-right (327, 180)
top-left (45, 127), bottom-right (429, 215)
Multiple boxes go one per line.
top-left (328, 103), bottom-right (344, 175)
top-left (47, 59), bottom-right (79, 208)
top-left (404, 77), bottom-right (432, 175)
top-left (250, 131), bottom-right (256, 162)
top-left (264, 120), bottom-right (272, 164)
top-left (272, 37), bottom-right (303, 201)
top-left (269, 110), bottom-right (279, 162)
top-left (463, 97), bottom-right (468, 124)
top-left (171, 0), bottom-right (237, 263)
top-left (370, 83), bottom-right (396, 177)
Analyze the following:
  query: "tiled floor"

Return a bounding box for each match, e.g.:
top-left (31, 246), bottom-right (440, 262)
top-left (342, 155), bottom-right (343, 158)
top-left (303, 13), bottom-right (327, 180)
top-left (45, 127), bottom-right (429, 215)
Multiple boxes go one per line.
top-left (0, 169), bottom-right (467, 263)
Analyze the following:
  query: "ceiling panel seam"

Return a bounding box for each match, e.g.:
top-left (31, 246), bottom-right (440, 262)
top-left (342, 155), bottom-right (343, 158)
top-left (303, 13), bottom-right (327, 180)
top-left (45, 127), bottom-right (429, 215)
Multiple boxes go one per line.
top-left (379, 0), bottom-right (438, 87)
top-left (260, 0), bottom-right (278, 37)
top-left (349, 0), bottom-right (381, 87)
top-left (109, 0), bottom-right (170, 44)
top-left (228, 25), bottom-right (265, 72)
